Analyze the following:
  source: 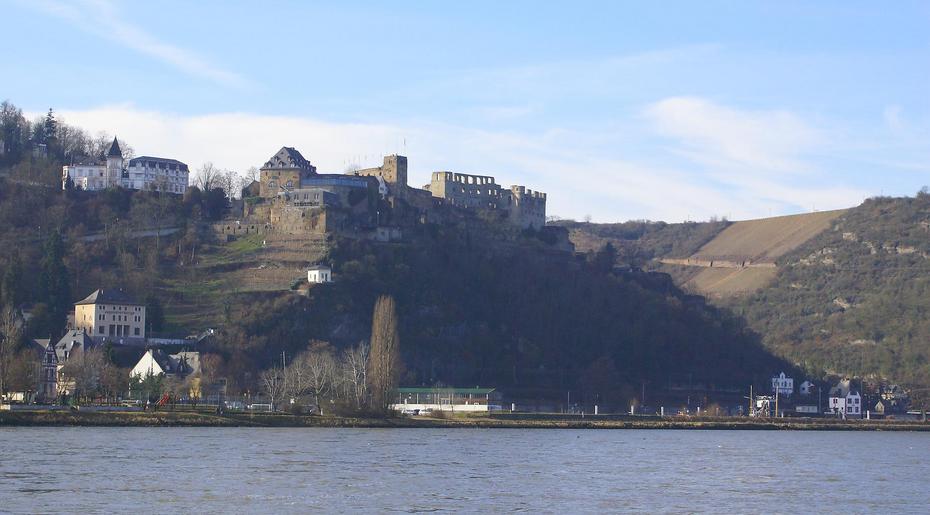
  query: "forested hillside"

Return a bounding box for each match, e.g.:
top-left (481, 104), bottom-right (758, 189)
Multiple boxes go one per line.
top-left (566, 193), bottom-right (930, 397)
top-left (730, 194), bottom-right (930, 387)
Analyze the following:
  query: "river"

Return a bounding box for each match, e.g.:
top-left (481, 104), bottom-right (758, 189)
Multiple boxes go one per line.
top-left (1, 427), bottom-right (927, 513)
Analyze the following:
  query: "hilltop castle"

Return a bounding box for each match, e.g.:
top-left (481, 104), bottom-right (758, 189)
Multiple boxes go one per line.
top-left (221, 146), bottom-right (546, 238)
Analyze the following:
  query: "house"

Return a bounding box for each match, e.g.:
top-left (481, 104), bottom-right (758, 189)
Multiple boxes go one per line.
top-left (307, 265), bottom-right (332, 284)
top-left (390, 387), bottom-right (500, 413)
top-left (125, 156), bottom-right (190, 194)
top-left (74, 288), bottom-right (146, 342)
top-left (29, 330), bottom-right (99, 397)
top-left (771, 372), bottom-right (793, 397)
top-left (799, 380), bottom-right (815, 396)
top-left (874, 398), bottom-right (906, 416)
top-left (61, 137), bottom-right (189, 194)
top-left (828, 380), bottom-right (862, 418)
top-left (130, 349), bottom-right (201, 380)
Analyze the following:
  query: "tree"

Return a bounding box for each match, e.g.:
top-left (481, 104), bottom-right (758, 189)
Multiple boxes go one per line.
top-left (367, 295), bottom-right (402, 411)
top-left (195, 162), bottom-right (222, 191)
top-left (60, 347), bottom-right (105, 402)
top-left (260, 367), bottom-right (286, 411)
top-left (39, 231), bottom-right (71, 337)
top-left (293, 341), bottom-right (336, 414)
top-left (1, 253), bottom-right (24, 308)
top-left (591, 242), bottom-right (617, 273)
top-left (0, 304), bottom-right (24, 398)
top-left (145, 295), bottom-right (165, 335)
top-left (341, 342), bottom-right (369, 410)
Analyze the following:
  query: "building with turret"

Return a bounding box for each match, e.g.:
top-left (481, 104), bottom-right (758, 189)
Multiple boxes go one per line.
top-left (62, 137), bottom-right (189, 194)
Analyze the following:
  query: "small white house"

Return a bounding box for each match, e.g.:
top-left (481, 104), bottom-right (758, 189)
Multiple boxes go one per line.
top-left (130, 349), bottom-right (201, 380)
top-left (829, 391), bottom-right (862, 418)
top-left (771, 372), bottom-right (793, 397)
top-left (307, 265), bottom-right (332, 284)
top-left (799, 380), bottom-right (815, 396)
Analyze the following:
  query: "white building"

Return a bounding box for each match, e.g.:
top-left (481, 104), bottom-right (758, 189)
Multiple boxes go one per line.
top-left (828, 391), bottom-right (862, 418)
top-left (62, 137), bottom-right (124, 191)
top-left (126, 156), bottom-right (190, 194)
top-left (62, 137), bottom-right (188, 195)
top-left (307, 265), bottom-right (332, 284)
top-left (771, 372), bottom-right (793, 397)
top-left (130, 349), bottom-right (201, 379)
top-left (799, 380), bottom-right (815, 396)
top-left (391, 387), bottom-right (499, 413)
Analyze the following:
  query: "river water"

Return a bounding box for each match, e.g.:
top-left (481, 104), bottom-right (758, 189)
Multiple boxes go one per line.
top-left (1, 427), bottom-right (927, 513)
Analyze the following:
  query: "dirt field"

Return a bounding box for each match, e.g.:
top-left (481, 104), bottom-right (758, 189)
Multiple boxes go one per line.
top-left (692, 209), bottom-right (846, 263)
top-left (666, 209), bottom-right (846, 297)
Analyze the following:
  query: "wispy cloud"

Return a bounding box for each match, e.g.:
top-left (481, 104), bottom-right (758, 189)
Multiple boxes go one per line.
top-left (643, 96), bottom-right (822, 174)
top-left (51, 103), bottom-right (869, 223)
top-left (30, 0), bottom-right (248, 88)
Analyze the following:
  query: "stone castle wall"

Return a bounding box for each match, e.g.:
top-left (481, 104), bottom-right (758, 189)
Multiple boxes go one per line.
top-left (428, 171), bottom-right (546, 229)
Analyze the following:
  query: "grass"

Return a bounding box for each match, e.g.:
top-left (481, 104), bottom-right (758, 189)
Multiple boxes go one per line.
top-left (3, 410), bottom-right (929, 431)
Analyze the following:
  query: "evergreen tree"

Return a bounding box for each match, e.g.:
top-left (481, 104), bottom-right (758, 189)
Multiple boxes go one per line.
top-left (0, 253), bottom-right (24, 307)
top-left (145, 294), bottom-right (165, 335)
top-left (39, 231), bottom-right (70, 337)
top-left (43, 108), bottom-right (57, 142)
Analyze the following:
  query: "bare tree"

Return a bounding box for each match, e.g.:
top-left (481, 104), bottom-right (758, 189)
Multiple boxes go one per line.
top-left (60, 347), bottom-right (106, 402)
top-left (341, 342), bottom-right (369, 410)
top-left (195, 162), bottom-right (222, 191)
top-left (0, 304), bottom-right (24, 398)
top-left (260, 367), bottom-right (286, 411)
top-left (302, 342), bottom-right (336, 414)
top-left (367, 295), bottom-right (402, 411)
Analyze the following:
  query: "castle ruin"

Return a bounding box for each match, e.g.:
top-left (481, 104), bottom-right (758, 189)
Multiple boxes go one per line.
top-left (222, 146), bottom-right (547, 238)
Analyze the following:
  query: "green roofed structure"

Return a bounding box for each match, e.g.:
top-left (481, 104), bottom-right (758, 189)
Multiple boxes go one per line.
top-left (391, 387), bottom-right (500, 413)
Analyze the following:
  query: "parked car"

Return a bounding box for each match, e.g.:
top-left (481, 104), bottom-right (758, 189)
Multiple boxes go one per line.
top-left (400, 408), bottom-right (420, 416)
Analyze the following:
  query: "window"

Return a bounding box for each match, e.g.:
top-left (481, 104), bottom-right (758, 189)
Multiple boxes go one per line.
top-left (98, 326), bottom-right (104, 334)
top-left (134, 327), bottom-right (140, 336)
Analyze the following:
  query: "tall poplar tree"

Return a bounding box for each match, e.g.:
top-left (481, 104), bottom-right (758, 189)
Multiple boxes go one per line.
top-left (367, 295), bottom-right (402, 411)
top-left (39, 231), bottom-right (70, 337)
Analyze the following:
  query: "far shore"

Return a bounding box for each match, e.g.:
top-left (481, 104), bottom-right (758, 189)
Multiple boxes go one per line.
top-left (2, 409), bottom-right (929, 431)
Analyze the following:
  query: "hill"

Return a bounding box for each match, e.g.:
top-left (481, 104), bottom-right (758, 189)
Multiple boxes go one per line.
top-left (567, 195), bottom-right (930, 397)
top-left (730, 195), bottom-right (930, 389)
top-left (660, 209), bottom-right (847, 297)
top-left (0, 168), bottom-right (792, 406)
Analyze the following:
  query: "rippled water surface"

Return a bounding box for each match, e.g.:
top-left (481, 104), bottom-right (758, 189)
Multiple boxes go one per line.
top-left (1, 427), bottom-right (928, 513)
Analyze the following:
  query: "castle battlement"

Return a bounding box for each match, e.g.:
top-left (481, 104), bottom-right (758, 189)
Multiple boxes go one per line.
top-left (428, 170), bottom-right (546, 229)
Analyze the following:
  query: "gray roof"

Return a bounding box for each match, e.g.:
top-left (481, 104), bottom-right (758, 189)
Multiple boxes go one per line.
top-left (75, 289), bottom-right (143, 306)
top-left (107, 137), bottom-right (122, 157)
top-left (128, 156), bottom-right (189, 172)
top-left (262, 147), bottom-right (316, 172)
top-left (53, 330), bottom-right (97, 362)
top-left (307, 264), bottom-right (331, 271)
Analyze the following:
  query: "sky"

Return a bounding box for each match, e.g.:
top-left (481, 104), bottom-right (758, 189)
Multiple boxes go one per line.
top-left (3, 1), bottom-right (928, 222)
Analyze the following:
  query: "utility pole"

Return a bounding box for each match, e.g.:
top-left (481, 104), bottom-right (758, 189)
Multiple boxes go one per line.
top-left (749, 384), bottom-right (753, 416)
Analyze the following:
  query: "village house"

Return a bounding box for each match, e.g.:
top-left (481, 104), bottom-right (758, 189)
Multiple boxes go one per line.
top-left (307, 264), bottom-right (332, 284)
top-left (771, 372), bottom-right (793, 397)
top-left (74, 288), bottom-right (146, 342)
top-left (828, 379), bottom-right (862, 418)
top-left (799, 380), bottom-right (815, 396)
top-left (130, 349), bottom-right (201, 380)
top-left (30, 330), bottom-right (98, 397)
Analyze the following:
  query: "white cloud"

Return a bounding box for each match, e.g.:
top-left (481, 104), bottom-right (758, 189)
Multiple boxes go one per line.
top-left (50, 103), bottom-right (870, 223)
top-left (30, 0), bottom-right (248, 88)
top-left (644, 96), bottom-right (822, 174)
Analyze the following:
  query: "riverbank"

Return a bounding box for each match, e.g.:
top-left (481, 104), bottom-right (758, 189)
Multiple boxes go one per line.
top-left (2, 409), bottom-right (929, 430)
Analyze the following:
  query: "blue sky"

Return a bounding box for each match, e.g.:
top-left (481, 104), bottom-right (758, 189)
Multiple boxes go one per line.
top-left (4, 1), bottom-right (928, 221)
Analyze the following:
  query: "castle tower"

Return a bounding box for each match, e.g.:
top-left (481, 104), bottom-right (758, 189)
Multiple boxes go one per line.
top-left (106, 137), bottom-right (124, 188)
